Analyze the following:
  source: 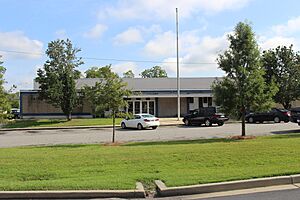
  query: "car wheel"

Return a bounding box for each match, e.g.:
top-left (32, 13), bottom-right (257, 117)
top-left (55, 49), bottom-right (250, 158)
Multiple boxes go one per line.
top-left (121, 122), bottom-right (126, 129)
top-left (284, 120), bottom-right (289, 123)
top-left (184, 119), bottom-right (190, 126)
top-left (248, 117), bottom-right (254, 123)
top-left (152, 126), bottom-right (157, 130)
top-left (217, 122), bottom-right (224, 126)
top-left (137, 123), bottom-right (143, 130)
top-left (274, 116), bottom-right (280, 123)
top-left (204, 119), bottom-right (212, 127)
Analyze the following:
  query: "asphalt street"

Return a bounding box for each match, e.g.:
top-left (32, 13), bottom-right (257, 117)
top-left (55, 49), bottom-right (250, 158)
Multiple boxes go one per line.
top-left (198, 188), bottom-right (300, 200)
top-left (0, 122), bottom-right (299, 148)
top-left (153, 186), bottom-right (300, 200)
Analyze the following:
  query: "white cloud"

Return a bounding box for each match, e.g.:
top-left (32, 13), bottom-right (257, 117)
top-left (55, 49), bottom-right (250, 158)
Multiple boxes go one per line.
top-left (143, 30), bottom-right (229, 76)
top-left (113, 27), bottom-right (143, 45)
top-left (0, 31), bottom-right (43, 59)
top-left (259, 36), bottom-right (297, 50)
top-left (144, 31), bottom-right (176, 57)
top-left (83, 24), bottom-right (108, 39)
top-left (98, 0), bottom-right (251, 20)
top-left (111, 62), bottom-right (139, 77)
top-left (272, 16), bottom-right (300, 36)
top-left (258, 16), bottom-right (300, 51)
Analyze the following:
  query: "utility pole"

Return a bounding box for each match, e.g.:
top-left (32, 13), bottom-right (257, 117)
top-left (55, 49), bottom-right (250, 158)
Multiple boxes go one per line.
top-left (176, 8), bottom-right (180, 121)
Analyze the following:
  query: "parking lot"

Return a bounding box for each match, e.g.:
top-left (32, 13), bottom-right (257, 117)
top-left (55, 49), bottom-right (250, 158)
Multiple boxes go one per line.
top-left (0, 122), bottom-right (299, 148)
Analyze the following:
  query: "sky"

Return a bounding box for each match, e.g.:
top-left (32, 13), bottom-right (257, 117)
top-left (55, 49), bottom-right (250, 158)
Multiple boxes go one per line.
top-left (1, 0), bottom-right (300, 90)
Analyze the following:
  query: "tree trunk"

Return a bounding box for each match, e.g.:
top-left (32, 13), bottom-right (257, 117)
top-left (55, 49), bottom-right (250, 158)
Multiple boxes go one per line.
top-left (112, 111), bottom-right (116, 143)
top-left (241, 106), bottom-right (246, 137)
top-left (283, 102), bottom-right (291, 110)
top-left (67, 113), bottom-right (72, 121)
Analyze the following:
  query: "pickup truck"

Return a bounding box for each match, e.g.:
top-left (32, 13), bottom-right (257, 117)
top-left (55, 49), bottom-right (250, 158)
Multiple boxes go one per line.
top-left (183, 107), bottom-right (229, 127)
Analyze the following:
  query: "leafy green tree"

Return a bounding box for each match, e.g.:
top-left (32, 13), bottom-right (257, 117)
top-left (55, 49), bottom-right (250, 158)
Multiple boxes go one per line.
top-left (8, 92), bottom-right (19, 109)
top-left (36, 39), bottom-right (84, 120)
top-left (85, 65), bottom-right (113, 78)
top-left (212, 22), bottom-right (278, 136)
top-left (140, 66), bottom-right (168, 78)
top-left (262, 45), bottom-right (300, 109)
top-left (123, 70), bottom-right (135, 78)
top-left (83, 68), bottom-right (131, 143)
top-left (0, 57), bottom-right (11, 122)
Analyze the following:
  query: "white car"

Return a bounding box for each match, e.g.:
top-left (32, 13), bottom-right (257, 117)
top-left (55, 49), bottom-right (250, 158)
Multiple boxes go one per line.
top-left (121, 114), bottom-right (160, 130)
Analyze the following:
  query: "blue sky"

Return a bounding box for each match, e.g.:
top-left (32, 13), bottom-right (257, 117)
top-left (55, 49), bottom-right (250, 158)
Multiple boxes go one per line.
top-left (1, 0), bottom-right (300, 90)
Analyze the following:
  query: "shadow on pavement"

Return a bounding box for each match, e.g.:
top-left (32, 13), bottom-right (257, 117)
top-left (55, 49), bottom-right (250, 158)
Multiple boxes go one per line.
top-left (177, 124), bottom-right (222, 128)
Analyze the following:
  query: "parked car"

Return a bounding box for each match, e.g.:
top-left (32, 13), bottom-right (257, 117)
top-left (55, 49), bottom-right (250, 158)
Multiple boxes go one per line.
top-left (183, 107), bottom-right (229, 127)
top-left (8, 108), bottom-right (20, 119)
top-left (290, 107), bottom-right (300, 125)
top-left (121, 113), bottom-right (160, 130)
top-left (245, 108), bottom-right (290, 123)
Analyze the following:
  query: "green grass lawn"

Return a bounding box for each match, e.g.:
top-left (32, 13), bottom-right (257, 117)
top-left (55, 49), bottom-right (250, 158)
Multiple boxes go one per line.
top-left (1, 134), bottom-right (300, 191)
top-left (2, 118), bottom-right (123, 128)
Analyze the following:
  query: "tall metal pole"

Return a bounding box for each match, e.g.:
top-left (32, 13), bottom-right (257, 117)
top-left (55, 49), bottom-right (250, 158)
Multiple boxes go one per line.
top-left (176, 8), bottom-right (180, 121)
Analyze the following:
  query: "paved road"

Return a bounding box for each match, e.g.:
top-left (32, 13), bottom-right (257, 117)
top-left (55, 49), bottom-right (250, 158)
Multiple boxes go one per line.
top-left (154, 185), bottom-right (300, 200)
top-left (0, 122), bottom-right (299, 148)
top-left (192, 187), bottom-right (300, 200)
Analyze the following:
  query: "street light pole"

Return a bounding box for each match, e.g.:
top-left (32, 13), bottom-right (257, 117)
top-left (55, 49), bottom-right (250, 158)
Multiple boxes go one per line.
top-left (176, 8), bottom-right (180, 121)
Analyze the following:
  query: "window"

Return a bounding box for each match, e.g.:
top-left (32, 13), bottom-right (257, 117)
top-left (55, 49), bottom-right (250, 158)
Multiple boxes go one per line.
top-left (199, 97), bottom-right (203, 108)
top-left (203, 97), bottom-right (208, 103)
top-left (208, 97), bottom-right (212, 107)
top-left (128, 102), bottom-right (133, 113)
top-left (135, 101), bottom-right (140, 114)
top-left (142, 101), bottom-right (148, 113)
top-left (187, 97), bottom-right (194, 103)
top-left (149, 101), bottom-right (155, 115)
top-left (134, 115), bottom-right (141, 119)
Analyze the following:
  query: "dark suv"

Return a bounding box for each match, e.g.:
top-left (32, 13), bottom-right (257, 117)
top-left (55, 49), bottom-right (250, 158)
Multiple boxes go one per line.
top-left (245, 108), bottom-right (290, 123)
top-left (290, 107), bottom-right (300, 125)
top-left (183, 107), bottom-right (229, 127)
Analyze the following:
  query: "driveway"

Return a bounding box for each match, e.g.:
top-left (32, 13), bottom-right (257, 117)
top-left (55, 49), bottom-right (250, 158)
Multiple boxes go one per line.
top-left (0, 122), bottom-right (299, 148)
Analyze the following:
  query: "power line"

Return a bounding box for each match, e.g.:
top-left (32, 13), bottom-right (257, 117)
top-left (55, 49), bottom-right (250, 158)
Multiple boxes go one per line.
top-left (0, 49), bottom-right (218, 65)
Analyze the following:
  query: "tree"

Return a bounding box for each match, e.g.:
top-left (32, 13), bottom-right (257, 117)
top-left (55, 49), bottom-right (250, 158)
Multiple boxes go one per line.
top-left (212, 22), bottom-right (278, 136)
top-left (0, 57), bottom-right (10, 122)
top-left (140, 66), bottom-right (168, 78)
top-left (83, 68), bottom-right (131, 143)
top-left (85, 65), bottom-right (113, 78)
top-left (123, 70), bottom-right (135, 78)
top-left (262, 45), bottom-right (300, 109)
top-left (36, 39), bottom-right (84, 120)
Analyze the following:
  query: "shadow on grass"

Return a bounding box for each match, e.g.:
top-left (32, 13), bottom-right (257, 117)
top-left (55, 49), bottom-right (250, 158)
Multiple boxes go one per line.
top-left (269, 132), bottom-right (300, 139)
top-left (271, 129), bottom-right (300, 135)
top-left (123, 138), bottom-right (239, 147)
top-left (3, 120), bottom-right (66, 128)
top-left (35, 144), bottom-right (88, 149)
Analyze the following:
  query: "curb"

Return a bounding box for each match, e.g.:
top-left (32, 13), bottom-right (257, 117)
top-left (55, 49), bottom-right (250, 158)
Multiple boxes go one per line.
top-left (155, 174), bottom-right (300, 197)
top-left (0, 182), bottom-right (145, 199)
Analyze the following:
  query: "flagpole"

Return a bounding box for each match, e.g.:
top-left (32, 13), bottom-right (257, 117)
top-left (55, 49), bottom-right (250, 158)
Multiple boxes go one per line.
top-left (176, 8), bottom-right (180, 121)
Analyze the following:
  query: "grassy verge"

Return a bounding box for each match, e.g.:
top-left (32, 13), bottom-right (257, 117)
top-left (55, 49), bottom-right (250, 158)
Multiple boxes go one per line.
top-left (2, 118), bottom-right (123, 128)
top-left (1, 134), bottom-right (300, 190)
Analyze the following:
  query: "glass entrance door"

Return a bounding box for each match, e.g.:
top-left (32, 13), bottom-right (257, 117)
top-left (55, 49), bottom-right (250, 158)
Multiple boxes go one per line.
top-left (149, 101), bottom-right (154, 115)
top-left (142, 101), bottom-right (148, 113)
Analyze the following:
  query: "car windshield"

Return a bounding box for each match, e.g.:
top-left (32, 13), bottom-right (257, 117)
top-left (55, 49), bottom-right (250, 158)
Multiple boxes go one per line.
top-left (141, 114), bottom-right (155, 118)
